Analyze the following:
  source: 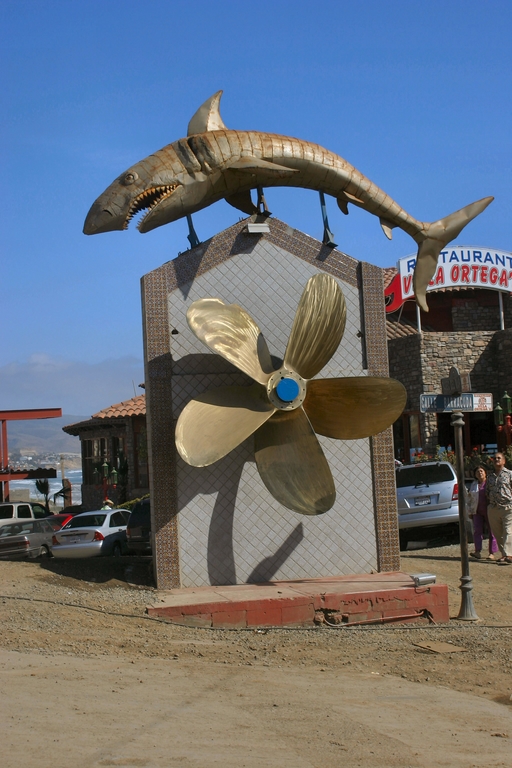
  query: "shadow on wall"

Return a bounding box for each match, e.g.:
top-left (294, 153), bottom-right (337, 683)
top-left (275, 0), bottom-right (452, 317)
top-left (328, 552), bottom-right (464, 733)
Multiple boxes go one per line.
top-left (173, 226), bottom-right (259, 300)
top-left (176, 444), bottom-right (304, 586)
top-left (246, 523), bottom-right (304, 583)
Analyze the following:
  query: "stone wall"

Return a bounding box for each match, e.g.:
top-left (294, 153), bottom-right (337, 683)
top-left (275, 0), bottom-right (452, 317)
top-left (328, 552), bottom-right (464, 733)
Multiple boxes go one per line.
top-left (388, 335), bottom-right (423, 410)
top-left (388, 329), bottom-right (512, 454)
top-left (452, 301), bottom-right (501, 332)
top-left (494, 329), bottom-right (512, 396)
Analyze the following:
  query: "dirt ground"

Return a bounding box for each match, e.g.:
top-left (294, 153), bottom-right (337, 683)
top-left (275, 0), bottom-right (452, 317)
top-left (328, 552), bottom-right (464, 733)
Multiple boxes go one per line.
top-left (0, 542), bottom-right (511, 767)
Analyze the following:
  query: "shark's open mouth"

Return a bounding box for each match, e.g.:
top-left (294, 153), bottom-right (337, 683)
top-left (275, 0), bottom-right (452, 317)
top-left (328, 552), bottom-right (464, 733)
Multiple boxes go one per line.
top-left (124, 184), bottom-right (180, 230)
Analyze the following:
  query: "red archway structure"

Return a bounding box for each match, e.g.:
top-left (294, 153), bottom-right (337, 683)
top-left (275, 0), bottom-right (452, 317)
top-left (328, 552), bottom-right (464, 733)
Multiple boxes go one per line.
top-left (0, 408), bottom-right (62, 502)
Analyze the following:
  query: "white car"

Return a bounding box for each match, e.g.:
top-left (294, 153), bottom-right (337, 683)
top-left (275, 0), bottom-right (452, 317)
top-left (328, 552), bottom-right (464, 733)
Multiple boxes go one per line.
top-left (52, 509), bottom-right (131, 559)
top-left (0, 519), bottom-right (55, 559)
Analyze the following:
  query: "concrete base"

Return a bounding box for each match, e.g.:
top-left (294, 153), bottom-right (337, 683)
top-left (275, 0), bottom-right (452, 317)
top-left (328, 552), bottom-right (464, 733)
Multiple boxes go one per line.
top-left (147, 572), bottom-right (450, 628)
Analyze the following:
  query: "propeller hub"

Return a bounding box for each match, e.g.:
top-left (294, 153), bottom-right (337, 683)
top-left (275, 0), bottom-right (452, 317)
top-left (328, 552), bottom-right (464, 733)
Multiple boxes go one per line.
top-left (267, 369), bottom-right (306, 411)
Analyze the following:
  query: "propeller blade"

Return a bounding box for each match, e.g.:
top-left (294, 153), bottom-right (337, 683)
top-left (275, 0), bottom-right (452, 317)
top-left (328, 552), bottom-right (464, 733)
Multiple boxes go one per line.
top-left (303, 377), bottom-right (407, 439)
top-left (187, 298), bottom-right (275, 385)
top-left (254, 408), bottom-right (336, 515)
top-left (176, 385), bottom-right (276, 466)
top-left (284, 274), bottom-right (346, 380)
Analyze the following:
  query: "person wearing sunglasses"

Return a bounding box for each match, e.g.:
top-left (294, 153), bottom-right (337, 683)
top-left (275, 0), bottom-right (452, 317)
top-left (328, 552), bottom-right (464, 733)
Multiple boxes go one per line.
top-left (486, 453), bottom-right (512, 564)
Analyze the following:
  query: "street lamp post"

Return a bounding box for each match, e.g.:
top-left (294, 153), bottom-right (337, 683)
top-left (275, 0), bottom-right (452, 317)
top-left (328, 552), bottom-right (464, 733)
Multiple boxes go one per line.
top-left (92, 460), bottom-right (118, 502)
top-left (450, 410), bottom-right (479, 621)
top-left (494, 391), bottom-right (512, 449)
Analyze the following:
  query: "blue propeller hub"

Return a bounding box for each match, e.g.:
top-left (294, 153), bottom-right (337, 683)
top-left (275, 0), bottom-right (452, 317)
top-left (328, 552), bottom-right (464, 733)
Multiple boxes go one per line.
top-left (276, 377), bottom-right (300, 403)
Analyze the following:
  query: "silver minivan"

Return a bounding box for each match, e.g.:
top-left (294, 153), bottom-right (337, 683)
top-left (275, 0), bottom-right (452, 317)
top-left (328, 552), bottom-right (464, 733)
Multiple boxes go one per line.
top-left (396, 461), bottom-right (459, 543)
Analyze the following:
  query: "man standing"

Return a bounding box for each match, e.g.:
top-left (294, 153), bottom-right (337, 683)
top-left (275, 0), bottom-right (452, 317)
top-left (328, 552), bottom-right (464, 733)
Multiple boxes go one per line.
top-left (486, 453), bottom-right (512, 564)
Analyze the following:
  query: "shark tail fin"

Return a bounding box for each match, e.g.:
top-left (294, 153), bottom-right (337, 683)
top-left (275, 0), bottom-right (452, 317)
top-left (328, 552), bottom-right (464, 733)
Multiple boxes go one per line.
top-left (413, 196), bottom-right (494, 312)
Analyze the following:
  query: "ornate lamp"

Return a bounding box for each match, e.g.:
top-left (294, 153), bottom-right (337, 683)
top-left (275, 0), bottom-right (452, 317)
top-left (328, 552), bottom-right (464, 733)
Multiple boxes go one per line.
top-left (501, 391), bottom-right (511, 416)
top-left (494, 403), bottom-right (504, 427)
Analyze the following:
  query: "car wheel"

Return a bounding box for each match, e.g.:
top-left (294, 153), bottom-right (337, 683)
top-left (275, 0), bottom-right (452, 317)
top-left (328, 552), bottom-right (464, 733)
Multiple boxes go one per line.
top-left (39, 545), bottom-right (51, 559)
top-left (112, 542), bottom-right (122, 558)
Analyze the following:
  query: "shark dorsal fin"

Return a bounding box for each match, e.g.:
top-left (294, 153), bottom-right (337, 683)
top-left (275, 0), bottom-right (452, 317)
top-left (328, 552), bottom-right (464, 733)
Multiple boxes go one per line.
top-left (187, 91), bottom-right (228, 136)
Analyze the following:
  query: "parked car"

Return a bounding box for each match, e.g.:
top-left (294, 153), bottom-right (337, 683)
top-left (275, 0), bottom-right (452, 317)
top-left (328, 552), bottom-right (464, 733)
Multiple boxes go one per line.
top-left (0, 501), bottom-right (50, 527)
top-left (51, 509), bottom-right (131, 559)
top-left (126, 499), bottom-right (152, 555)
top-left (396, 461), bottom-right (460, 547)
top-left (45, 513), bottom-right (76, 531)
top-left (0, 519), bottom-right (54, 559)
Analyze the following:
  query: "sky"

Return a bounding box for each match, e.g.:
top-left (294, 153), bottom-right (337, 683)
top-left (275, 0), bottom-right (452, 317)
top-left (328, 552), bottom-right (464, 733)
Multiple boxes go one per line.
top-left (1, 0), bottom-right (511, 416)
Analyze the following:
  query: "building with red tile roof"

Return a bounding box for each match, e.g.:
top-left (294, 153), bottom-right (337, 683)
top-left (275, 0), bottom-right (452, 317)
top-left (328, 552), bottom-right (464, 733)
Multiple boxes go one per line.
top-left (63, 394), bottom-right (148, 510)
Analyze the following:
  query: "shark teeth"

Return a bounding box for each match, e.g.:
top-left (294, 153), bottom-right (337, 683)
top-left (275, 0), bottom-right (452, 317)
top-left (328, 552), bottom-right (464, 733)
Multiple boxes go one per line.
top-left (123, 184), bottom-right (179, 230)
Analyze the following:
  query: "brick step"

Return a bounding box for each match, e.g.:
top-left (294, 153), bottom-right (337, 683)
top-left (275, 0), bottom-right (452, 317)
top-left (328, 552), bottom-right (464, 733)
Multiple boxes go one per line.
top-left (147, 572), bottom-right (449, 628)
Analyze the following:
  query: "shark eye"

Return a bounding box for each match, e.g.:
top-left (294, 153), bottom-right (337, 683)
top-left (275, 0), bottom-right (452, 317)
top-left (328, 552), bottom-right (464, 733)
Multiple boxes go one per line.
top-left (122, 172), bottom-right (138, 186)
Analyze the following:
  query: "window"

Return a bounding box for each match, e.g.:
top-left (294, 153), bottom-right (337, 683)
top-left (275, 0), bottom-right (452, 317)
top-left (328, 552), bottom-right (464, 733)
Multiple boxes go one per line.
top-left (67, 514), bottom-right (106, 528)
top-left (0, 505), bottom-right (14, 519)
top-left (396, 463), bottom-right (455, 488)
top-left (18, 505), bottom-right (32, 519)
top-left (393, 413), bottom-right (422, 462)
top-left (110, 512), bottom-right (126, 527)
top-left (32, 504), bottom-right (47, 519)
top-left (82, 437), bottom-right (108, 484)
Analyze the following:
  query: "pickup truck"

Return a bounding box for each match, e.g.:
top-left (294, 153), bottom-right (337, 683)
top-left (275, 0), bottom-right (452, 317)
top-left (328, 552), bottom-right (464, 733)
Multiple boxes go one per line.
top-left (0, 501), bottom-right (50, 527)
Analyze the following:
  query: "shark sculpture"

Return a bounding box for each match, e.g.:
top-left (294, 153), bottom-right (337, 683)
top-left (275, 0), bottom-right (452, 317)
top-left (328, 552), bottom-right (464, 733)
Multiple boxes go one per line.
top-left (84, 91), bottom-right (493, 311)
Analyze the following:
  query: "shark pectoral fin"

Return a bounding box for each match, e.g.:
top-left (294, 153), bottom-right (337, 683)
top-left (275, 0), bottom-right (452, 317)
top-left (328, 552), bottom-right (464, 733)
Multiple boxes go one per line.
top-left (187, 91), bottom-right (228, 135)
top-left (225, 190), bottom-right (258, 215)
top-left (380, 218), bottom-right (396, 240)
top-left (225, 156), bottom-right (299, 177)
top-left (337, 189), bottom-right (365, 215)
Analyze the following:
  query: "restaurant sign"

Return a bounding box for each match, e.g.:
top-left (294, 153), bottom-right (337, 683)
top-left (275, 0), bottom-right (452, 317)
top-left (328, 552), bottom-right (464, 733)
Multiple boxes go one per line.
top-left (385, 245), bottom-right (512, 313)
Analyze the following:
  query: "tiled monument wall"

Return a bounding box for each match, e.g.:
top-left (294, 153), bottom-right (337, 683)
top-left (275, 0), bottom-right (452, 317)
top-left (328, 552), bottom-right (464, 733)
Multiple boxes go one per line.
top-left (142, 218), bottom-right (399, 588)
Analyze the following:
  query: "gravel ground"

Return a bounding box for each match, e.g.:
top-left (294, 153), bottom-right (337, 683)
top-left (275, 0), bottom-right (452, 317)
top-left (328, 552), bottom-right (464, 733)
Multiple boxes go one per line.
top-left (0, 543), bottom-right (511, 707)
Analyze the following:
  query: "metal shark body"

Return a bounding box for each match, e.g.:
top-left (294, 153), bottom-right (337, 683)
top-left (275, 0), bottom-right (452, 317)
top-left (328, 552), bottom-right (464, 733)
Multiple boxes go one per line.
top-left (84, 91), bottom-right (493, 311)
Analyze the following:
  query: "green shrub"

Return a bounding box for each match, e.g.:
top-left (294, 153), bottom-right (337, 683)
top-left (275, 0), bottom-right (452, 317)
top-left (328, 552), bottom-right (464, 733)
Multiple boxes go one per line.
top-left (122, 493), bottom-right (150, 511)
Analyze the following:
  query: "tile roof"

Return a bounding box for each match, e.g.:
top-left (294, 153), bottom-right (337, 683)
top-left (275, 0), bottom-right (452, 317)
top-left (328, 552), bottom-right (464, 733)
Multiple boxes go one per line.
top-left (383, 266), bottom-right (397, 290)
top-left (92, 394), bottom-right (146, 419)
top-left (62, 395), bottom-right (146, 435)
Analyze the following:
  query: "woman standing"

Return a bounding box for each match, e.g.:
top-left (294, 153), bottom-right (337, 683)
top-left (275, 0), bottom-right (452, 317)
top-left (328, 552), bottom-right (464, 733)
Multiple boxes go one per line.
top-left (468, 465), bottom-right (499, 559)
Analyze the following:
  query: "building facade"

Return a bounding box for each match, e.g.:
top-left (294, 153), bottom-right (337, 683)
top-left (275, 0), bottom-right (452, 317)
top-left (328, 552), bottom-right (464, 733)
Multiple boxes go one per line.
top-left (63, 395), bottom-right (149, 509)
top-left (385, 246), bottom-right (512, 461)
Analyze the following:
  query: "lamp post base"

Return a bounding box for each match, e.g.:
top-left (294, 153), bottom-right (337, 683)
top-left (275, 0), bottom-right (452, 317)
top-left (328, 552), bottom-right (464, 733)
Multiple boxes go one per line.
top-left (457, 575), bottom-right (479, 621)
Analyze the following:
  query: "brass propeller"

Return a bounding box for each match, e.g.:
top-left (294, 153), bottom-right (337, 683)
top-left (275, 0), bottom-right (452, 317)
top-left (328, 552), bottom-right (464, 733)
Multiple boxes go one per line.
top-left (175, 384), bottom-right (275, 467)
top-left (187, 298), bottom-right (274, 385)
top-left (254, 409), bottom-right (336, 515)
top-left (284, 272), bottom-right (346, 379)
top-left (304, 377), bottom-right (407, 439)
top-left (176, 274), bottom-right (406, 515)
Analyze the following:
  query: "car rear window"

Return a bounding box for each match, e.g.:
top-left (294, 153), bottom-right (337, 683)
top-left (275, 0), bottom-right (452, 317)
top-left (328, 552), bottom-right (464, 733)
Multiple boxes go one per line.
top-left (66, 514), bottom-right (107, 528)
top-left (0, 522), bottom-right (34, 535)
top-left (0, 523), bottom-right (19, 536)
top-left (128, 503), bottom-right (150, 528)
top-left (0, 505), bottom-right (14, 519)
top-left (396, 464), bottom-right (454, 488)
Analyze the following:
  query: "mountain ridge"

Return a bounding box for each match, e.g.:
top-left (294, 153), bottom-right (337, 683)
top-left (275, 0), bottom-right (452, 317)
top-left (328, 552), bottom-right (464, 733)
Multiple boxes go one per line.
top-left (7, 415), bottom-right (87, 455)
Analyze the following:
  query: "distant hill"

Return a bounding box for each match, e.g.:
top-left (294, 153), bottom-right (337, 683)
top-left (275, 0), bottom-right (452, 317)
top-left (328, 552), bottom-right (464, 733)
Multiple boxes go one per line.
top-left (7, 414), bottom-right (86, 455)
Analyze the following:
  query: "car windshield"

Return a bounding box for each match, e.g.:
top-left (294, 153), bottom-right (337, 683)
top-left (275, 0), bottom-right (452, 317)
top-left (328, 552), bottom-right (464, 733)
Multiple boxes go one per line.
top-left (65, 514), bottom-right (107, 529)
top-left (396, 464), bottom-right (454, 488)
